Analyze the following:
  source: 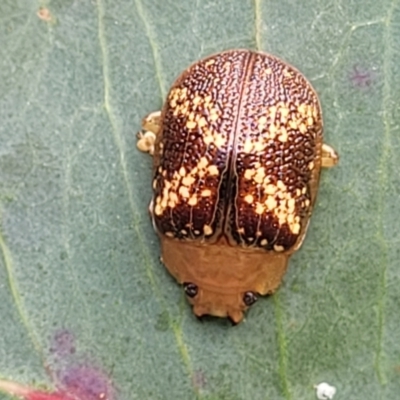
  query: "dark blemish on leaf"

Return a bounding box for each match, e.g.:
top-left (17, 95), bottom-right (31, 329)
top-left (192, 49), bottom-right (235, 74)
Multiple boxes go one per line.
top-left (192, 369), bottom-right (207, 390)
top-left (60, 251), bottom-right (68, 261)
top-left (58, 364), bottom-right (115, 400)
top-left (50, 329), bottom-right (76, 357)
top-left (154, 311), bottom-right (169, 332)
top-left (350, 65), bottom-right (374, 88)
top-left (37, 7), bottom-right (53, 22)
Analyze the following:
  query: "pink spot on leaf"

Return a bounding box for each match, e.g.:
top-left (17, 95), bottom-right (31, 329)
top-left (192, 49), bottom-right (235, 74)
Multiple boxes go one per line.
top-left (350, 65), bottom-right (374, 88)
top-left (0, 380), bottom-right (72, 400)
top-left (25, 390), bottom-right (72, 400)
top-left (58, 364), bottom-right (114, 400)
top-left (0, 329), bottom-right (116, 400)
top-left (50, 329), bottom-right (76, 357)
top-left (192, 369), bottom-right (207, 390)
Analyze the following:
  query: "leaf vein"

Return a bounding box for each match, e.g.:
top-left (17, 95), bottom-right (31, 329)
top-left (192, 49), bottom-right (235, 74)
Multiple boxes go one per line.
top-left (253, 0), bottom-right (263, 50)
top-left (96, 0), bottom-right (195, 387)
top-left (134, 0), bottom-right (167, 99)
top-left (273, 294), bottom-right (292, 400)
top-left (374, 0), bottom-right (399, 386)
top-left (0, 224), bottom-right (43, 359)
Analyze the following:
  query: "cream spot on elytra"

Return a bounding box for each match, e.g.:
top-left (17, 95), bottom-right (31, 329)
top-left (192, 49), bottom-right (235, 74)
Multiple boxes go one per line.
top-left (154, 155), bottom-right (220, 216)
top-left (242, 169), bottom-right (306, 234)
top-left (169, 86), bottom-right (226, 149)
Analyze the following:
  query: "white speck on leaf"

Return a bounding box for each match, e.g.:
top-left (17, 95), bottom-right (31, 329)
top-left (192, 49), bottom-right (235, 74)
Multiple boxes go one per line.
top-left (314, 382), bottom-right (336, 399)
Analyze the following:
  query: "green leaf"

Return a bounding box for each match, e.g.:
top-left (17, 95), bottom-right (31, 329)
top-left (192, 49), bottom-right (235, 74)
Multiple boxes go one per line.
top-left (1, 0), bottom-right (400, 399)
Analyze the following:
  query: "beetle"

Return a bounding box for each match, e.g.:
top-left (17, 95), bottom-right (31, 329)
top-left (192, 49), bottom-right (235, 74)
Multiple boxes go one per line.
top-left (137, 49), bottom-right (338, 324)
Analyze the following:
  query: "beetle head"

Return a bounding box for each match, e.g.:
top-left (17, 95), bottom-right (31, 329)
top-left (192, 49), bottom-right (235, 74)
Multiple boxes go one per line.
top-left (160, 236), bottom-right (289, 324)
top-left (183, 282), bottom-right (258, 324)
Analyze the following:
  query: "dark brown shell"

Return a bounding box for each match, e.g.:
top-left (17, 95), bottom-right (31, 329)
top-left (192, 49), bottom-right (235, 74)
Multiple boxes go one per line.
top-left (151, 49), bottom-right (322, 253)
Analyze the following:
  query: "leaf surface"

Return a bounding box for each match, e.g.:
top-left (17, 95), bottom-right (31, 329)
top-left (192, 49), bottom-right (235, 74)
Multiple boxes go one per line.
top-left (1, 0), bottom-right (400, 399)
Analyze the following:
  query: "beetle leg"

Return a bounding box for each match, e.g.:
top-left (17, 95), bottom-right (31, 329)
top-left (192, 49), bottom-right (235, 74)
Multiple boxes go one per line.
top-left (142, 110), bottom-right (161, 134)
top-left (136, 111), bottom-right (161, 155)
top-left (321, 144), bottom-right (339, 168)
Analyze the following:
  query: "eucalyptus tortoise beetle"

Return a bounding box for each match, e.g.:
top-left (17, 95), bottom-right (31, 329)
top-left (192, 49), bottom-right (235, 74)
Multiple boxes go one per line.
top-left (137, 49), bottom-right (338, 324)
